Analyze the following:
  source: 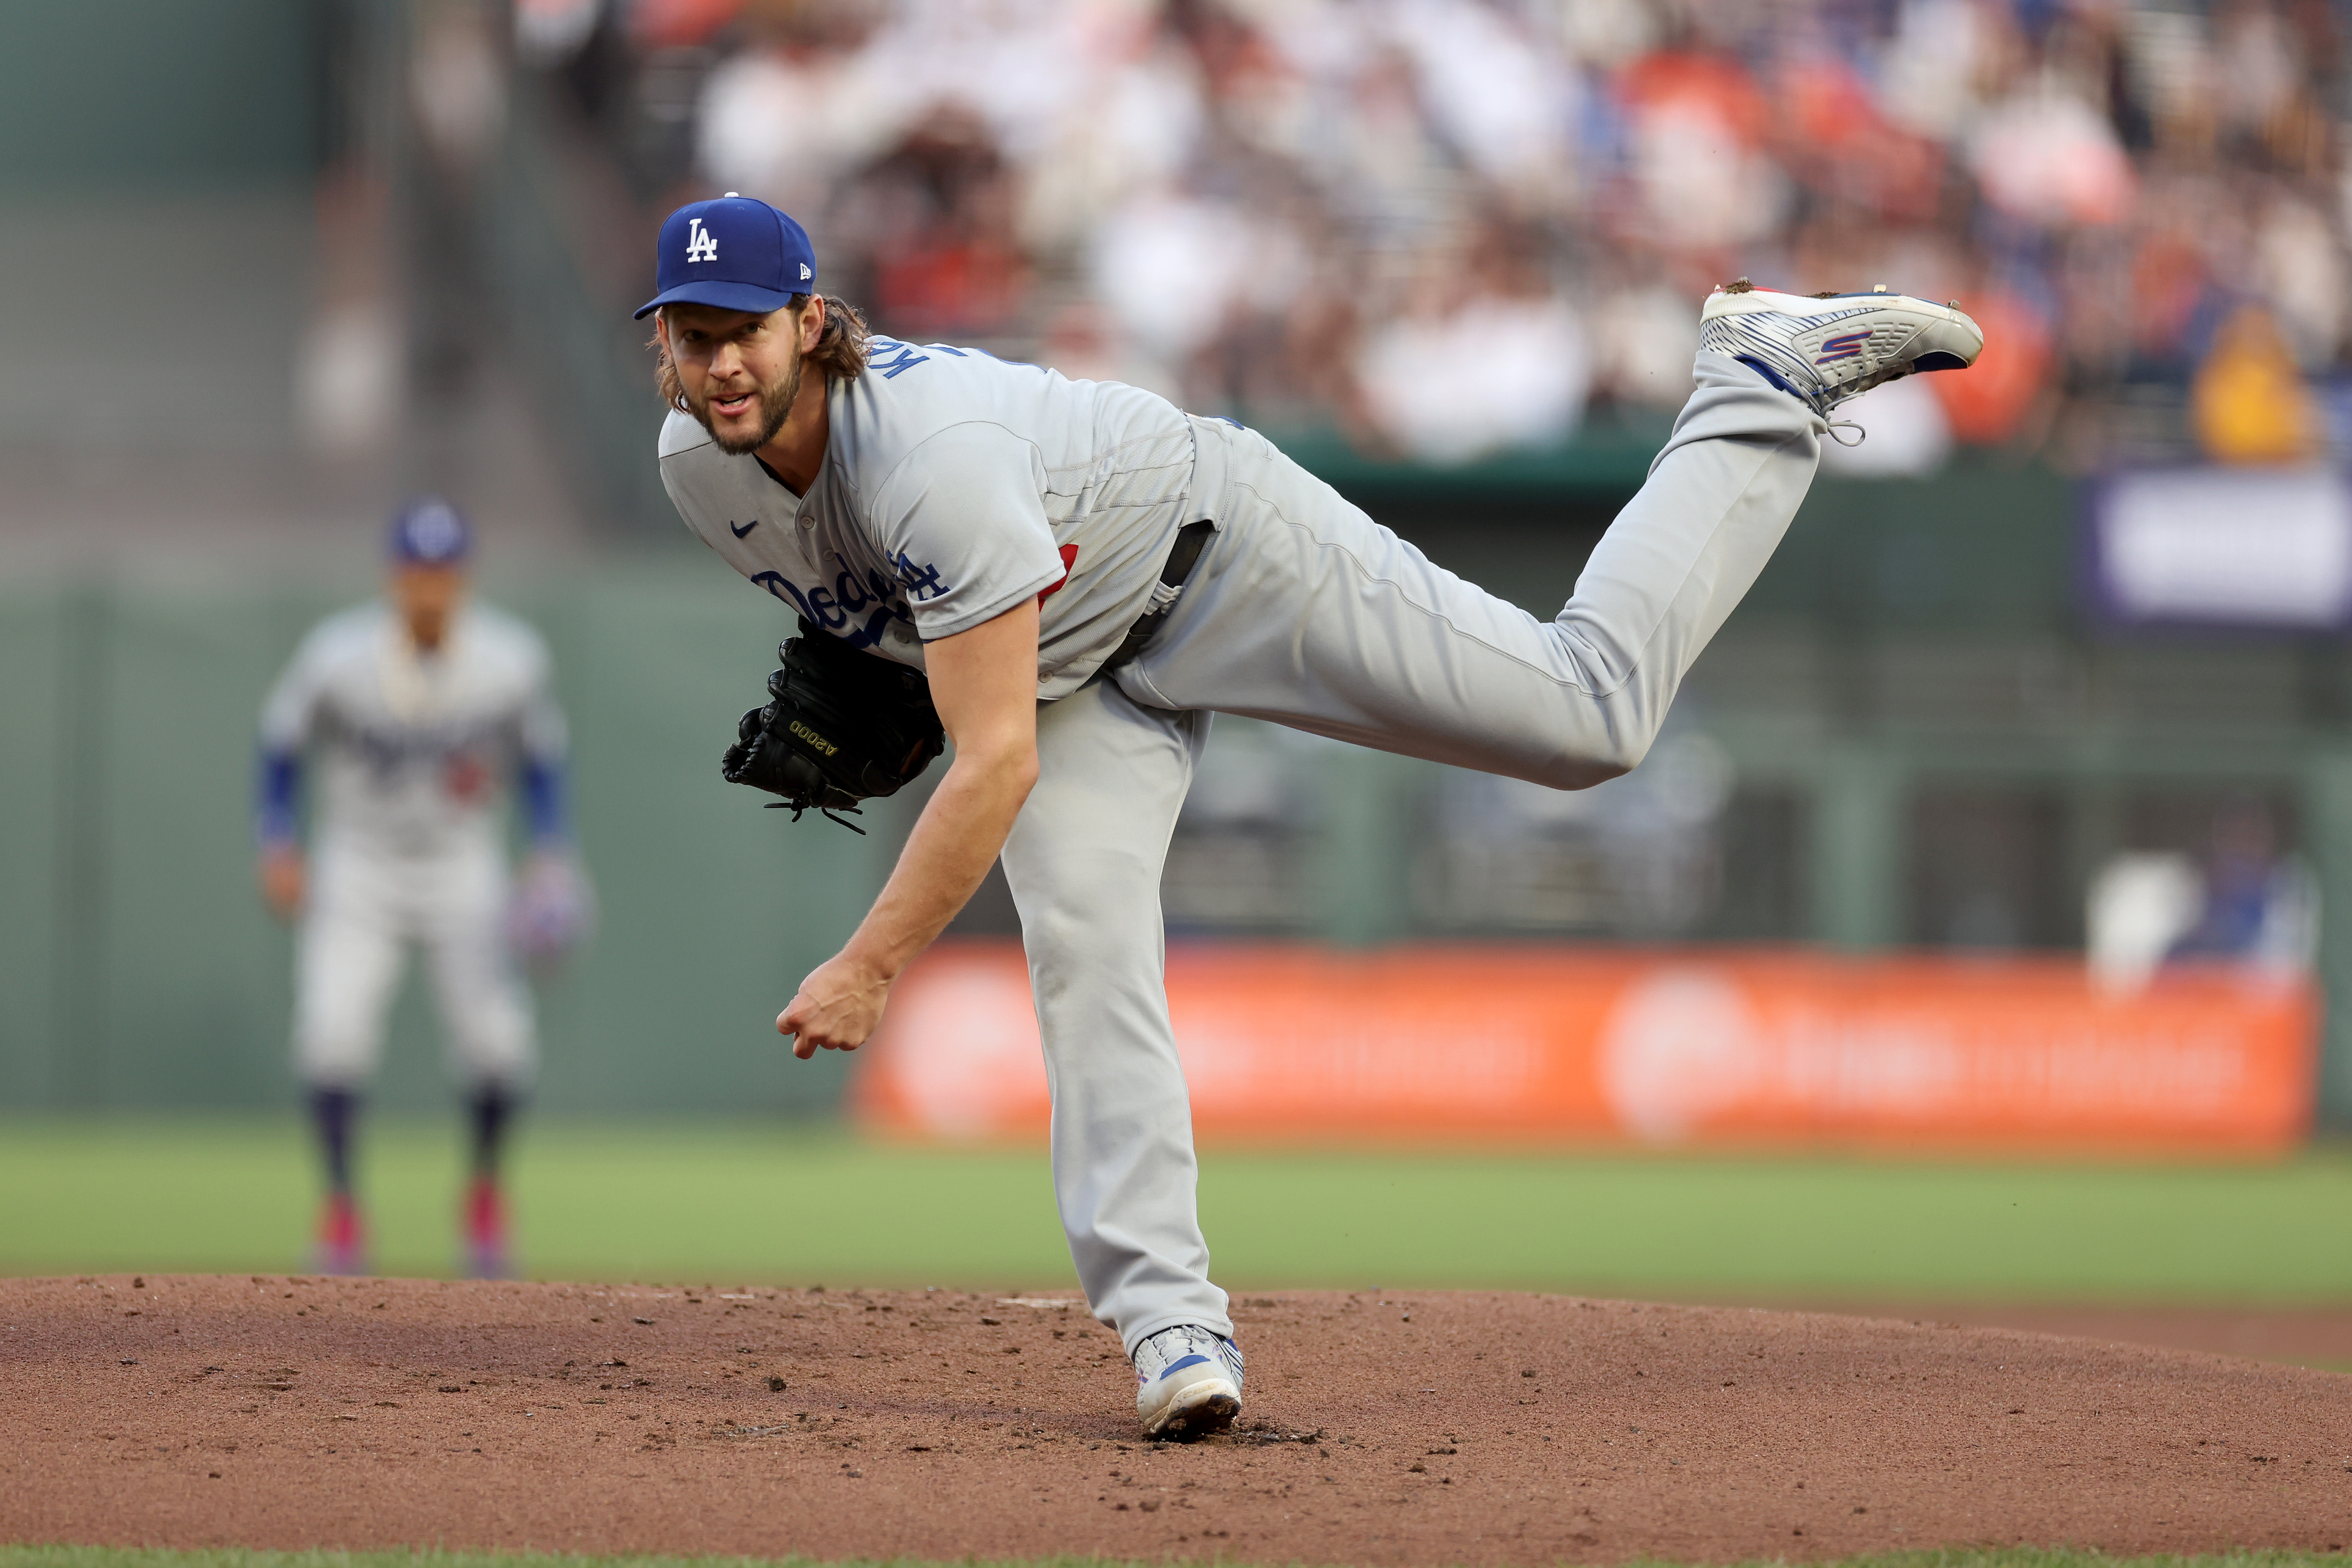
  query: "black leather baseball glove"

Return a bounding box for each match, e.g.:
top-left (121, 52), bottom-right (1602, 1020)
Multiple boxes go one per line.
top-left (721, 618), bottom-right (945, 831)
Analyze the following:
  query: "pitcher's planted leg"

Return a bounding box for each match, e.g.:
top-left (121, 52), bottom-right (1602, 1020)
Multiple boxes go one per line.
top-left (998, 679), bottom-right (1240, 1435)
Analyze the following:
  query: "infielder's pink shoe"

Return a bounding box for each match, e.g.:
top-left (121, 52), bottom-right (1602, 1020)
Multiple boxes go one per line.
top-left (463, 1177), bottom-right (511, 1280)
top-left (1133, 1324), bottom-right (1244, 1439)
top-left (312, 1192), bottom-right (367, 1277)
top-left (1699, 279), bottom-right (1984, 418)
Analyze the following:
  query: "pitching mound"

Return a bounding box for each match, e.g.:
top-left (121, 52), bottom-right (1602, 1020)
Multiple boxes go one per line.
top-left (3, 1277), bottom-right (2347, 1564)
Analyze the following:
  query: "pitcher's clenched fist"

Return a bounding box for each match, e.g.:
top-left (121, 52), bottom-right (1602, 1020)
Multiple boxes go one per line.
top-left (775, 953), bottom-right (891, 1059)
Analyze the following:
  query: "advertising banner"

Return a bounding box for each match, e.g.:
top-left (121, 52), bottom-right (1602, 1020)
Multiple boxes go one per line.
top-left (851, 942), bottom-right (2316, 1154)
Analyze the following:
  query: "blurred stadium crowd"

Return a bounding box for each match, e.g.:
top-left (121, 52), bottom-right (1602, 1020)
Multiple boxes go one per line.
top-left (517, 0), bottom-right (2352, 468)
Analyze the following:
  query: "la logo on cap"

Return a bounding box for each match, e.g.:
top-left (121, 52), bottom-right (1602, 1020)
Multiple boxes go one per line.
top-left (635, 193), bottom-right (816, 320)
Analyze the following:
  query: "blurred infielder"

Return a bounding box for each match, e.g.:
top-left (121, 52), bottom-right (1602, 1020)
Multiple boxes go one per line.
top-left (255, 501), bottom-right (588, 1278)
top-left (638, 195), bottom-right (1983, 1436)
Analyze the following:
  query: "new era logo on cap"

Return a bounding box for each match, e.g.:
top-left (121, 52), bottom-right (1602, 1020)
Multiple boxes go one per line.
top-left (636, 194), bottom-right (818, 319)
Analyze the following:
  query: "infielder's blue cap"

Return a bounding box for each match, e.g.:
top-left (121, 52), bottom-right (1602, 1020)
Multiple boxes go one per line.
top-left (634, 194), bottom-right (816, 320)
top-left (389, 497), bottom-right (472, 565)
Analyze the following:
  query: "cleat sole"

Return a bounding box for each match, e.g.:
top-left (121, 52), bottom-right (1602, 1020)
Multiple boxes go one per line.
top-left (1146, 1378), bottom-right (1240, 1439)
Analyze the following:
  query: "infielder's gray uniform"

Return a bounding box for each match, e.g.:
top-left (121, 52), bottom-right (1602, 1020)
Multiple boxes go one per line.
top-left (662, 344), bottom-right (1818, 1353)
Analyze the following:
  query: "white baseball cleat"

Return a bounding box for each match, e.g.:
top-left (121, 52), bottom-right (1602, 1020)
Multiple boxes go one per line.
top-left (1699, 280), bottom-right (1984, 418)
top-left (1132, 1323), bottom-right (1244, 1439)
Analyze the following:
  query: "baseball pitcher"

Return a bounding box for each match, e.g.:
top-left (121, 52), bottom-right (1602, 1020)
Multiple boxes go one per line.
top-left (256, 501), bottom-right (588, 1278)
top-left (640, 195), bottom-right (1982, 1437)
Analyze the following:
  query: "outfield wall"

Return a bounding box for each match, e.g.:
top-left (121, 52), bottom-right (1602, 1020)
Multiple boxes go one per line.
top-left (8, 528), bottom-right (2352, 1127)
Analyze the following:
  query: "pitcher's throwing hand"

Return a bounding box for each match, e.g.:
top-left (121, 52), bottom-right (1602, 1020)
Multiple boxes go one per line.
top-left (775, 951), bottom-right (892, 1059)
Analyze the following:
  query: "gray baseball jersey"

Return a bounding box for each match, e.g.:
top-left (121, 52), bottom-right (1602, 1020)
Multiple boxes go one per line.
top-left (657, 338), bottom-right (1204, 695)
top-left (260, 601), bottom-right (568, 858)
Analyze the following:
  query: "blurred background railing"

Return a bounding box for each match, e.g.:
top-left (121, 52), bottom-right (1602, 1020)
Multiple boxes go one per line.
top-left (8, 0), bottom-right (2352, 1130)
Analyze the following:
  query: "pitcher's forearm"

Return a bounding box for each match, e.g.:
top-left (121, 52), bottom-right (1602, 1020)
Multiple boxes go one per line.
top-left (791, 599), bottom-right (1041, 1048)
top-left (841, 745), bottom-right (1037, 980)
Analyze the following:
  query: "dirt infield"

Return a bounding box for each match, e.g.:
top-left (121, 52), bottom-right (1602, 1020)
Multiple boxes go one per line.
top-left (3, 1277), bottom-right (2349, 1565)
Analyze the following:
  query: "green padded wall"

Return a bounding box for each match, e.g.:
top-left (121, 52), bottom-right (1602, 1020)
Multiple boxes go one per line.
top-left (0, 0), bottom-right (321, 194)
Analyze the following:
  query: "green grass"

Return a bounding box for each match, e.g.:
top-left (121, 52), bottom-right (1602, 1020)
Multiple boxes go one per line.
top-left (4, 1117), bottom-right (2352, 1302)
top-left (3, 1545), bottom-right (2349, 1568)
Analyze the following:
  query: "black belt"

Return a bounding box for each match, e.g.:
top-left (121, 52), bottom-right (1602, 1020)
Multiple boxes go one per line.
top-left (1101, 520), bottom-right (1214, 671)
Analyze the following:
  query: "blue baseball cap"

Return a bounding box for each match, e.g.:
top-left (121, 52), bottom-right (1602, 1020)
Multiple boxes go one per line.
top-left (389, 497), bottom-right (472, 565)
top-left (634, 193), bottom-right (817, 320)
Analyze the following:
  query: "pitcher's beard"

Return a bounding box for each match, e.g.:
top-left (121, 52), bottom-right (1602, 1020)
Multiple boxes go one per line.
top-left (696, 353), bottom-right (804, 455)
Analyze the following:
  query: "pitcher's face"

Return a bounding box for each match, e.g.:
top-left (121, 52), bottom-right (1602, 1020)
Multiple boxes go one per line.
top-left (659, 301), bottom-right (813, 455)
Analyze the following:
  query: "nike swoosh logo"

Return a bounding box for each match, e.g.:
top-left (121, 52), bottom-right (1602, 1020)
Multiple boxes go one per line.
top-left (729, 518), bottom-right (759, 539)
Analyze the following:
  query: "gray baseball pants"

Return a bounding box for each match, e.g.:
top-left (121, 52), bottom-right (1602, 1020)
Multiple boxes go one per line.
top-left (996, 352), bottom-right (1824, 1354)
